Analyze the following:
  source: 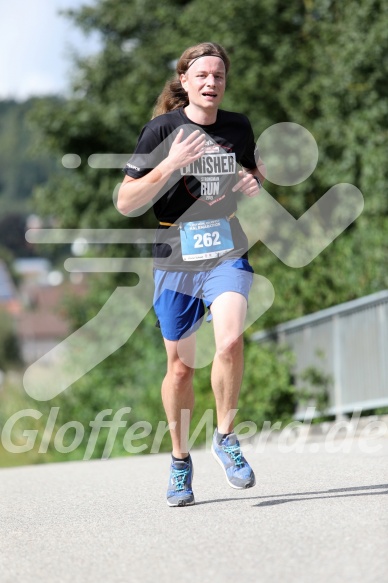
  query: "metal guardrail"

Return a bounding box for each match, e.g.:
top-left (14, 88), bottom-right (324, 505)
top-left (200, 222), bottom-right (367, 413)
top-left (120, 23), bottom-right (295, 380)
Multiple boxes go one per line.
top-left (252, 290), bottom-right (388, 418)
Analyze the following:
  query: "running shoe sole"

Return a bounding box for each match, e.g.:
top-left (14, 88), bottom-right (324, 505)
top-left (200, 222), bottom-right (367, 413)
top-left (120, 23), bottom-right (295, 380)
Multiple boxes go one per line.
top-left (167, 497), bottom-right (195, 507)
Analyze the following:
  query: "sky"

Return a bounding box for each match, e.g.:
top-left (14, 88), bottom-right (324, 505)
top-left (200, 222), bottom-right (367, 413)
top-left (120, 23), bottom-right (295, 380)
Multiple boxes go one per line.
top-left (0, 0), bottom-right (101, 100)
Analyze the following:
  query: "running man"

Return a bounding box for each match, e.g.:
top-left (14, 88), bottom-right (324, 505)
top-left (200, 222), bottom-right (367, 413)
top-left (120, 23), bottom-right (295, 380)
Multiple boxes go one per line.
top-left (118, 42), bottom-right (265, 506)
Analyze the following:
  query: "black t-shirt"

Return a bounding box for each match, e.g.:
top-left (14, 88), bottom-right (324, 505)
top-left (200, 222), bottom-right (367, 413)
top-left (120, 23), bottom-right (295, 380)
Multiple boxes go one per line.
top-left (124, 108), bottom-right (257, 271)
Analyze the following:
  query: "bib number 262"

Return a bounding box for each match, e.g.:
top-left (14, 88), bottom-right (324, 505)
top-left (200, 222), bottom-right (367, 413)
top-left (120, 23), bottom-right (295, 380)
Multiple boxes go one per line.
top-left (193, 231), bottom-right (221, 248)
top-left (180, 217), bottom-right (234, 261)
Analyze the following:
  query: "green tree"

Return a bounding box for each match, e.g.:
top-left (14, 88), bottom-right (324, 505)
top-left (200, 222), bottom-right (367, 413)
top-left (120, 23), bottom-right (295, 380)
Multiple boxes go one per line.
top-left (0, 98), bottom-right (60, 262)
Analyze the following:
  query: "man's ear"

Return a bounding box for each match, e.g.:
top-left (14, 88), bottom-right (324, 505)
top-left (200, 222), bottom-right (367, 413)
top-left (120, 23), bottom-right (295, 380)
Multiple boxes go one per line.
top-left (180, 73), bottom-right (188, 92)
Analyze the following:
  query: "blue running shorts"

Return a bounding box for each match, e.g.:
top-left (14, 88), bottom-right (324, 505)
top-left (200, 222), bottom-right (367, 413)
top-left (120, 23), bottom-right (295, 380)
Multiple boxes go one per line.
top-left (153, 258), bottom-right (254, 341)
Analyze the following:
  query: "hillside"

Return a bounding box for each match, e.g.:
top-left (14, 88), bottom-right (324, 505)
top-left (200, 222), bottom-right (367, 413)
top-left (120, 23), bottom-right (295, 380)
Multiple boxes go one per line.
top-left (0, 98), bottom-right (58, 257)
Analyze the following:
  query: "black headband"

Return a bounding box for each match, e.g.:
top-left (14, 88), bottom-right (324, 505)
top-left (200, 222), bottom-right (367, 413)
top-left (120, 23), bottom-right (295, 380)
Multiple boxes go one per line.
top-left (186, 54), bottom-right (226, 70)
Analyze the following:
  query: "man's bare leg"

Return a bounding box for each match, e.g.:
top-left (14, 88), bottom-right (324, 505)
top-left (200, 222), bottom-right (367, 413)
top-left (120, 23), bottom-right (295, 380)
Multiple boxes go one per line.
top-left (210, 291), bottom-right (255, 489)
top-left (210, 291), bottom-right (247, 433)
top-left (161, 334), bottom-right (196, 458)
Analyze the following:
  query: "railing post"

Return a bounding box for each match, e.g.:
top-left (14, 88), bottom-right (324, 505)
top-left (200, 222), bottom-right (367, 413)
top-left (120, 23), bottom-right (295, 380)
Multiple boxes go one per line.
top-left (332, 314), bottom-right (344, 420)
top-left (378, 303), bottom-right (388, 396)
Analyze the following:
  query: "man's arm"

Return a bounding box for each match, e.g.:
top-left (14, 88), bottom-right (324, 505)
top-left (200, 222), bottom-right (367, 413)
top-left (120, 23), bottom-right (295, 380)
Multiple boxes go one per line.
top-left (117, 129), bottom-right (206, 215)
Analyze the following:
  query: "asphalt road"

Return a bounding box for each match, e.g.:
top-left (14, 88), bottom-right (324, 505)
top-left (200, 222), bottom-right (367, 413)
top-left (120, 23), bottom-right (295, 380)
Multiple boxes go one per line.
top-left (0, 435), bottom-right (387, 583)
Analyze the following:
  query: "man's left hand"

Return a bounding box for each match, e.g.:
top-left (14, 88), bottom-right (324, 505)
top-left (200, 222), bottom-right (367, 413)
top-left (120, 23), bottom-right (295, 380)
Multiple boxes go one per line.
top-left (232, 171), bottom-right (261, 197)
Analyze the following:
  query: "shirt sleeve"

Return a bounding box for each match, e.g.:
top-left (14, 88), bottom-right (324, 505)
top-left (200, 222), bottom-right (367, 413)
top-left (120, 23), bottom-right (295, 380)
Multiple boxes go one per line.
top-left (240, 118), bottom-right (258, 171)
top-left (123, 125), bottom-right (163, 179)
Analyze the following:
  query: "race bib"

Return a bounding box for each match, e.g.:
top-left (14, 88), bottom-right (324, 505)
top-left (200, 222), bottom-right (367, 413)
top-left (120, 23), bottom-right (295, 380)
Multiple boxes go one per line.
top-left (179, 218), bottom-right (234, 261)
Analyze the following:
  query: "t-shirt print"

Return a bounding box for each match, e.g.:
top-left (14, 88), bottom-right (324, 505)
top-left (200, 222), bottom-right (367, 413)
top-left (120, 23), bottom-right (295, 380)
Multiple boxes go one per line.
top-left (180, 137), bottom-right (237, 206)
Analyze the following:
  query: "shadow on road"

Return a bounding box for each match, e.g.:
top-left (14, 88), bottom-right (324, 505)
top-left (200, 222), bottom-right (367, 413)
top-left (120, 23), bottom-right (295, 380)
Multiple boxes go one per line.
top-left (195, 483), bottom-right (388, 507)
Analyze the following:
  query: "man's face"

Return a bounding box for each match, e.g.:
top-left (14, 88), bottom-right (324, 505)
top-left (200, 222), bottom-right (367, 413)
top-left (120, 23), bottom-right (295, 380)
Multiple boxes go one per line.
top-left (180, 56), bottom-right (226, 112)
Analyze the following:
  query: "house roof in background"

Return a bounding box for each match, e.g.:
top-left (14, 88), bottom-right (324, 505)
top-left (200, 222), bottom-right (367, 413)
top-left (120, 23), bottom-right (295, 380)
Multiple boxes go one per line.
top-left (17, 280), bottom-right (88, 340)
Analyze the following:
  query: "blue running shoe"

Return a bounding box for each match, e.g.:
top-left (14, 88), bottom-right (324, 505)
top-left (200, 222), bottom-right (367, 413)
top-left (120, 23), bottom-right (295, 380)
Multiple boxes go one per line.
top-left (211, 430), bottom-right (256, 489)
top-left (166, 456), bottom-right (195, 507)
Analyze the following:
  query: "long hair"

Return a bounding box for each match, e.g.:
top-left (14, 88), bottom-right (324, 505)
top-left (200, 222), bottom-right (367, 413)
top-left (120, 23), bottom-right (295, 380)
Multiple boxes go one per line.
top-left (152, 42), bottom-right (230, 119)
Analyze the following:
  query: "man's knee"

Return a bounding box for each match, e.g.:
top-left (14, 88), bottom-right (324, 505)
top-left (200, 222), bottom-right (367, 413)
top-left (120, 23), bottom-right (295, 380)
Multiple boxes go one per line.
top-left (167, 359), bottom-right (195, 386)
top-left (216, 334), bottom-right (244, 361)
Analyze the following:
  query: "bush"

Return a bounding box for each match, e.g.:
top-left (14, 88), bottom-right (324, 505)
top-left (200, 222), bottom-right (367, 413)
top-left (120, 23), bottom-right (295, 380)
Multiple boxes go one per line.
top-left (0, 310), bottom-right (20, 370)
top-left (239, 340), bottom-right (297, 429)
